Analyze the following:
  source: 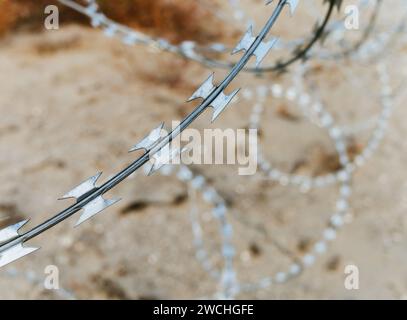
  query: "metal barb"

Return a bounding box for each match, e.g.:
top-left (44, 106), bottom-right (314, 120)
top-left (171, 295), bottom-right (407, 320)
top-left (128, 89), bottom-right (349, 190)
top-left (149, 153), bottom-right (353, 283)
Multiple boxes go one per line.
top-left (147, 146), bottom-right (186, 176)
top-left (266, 0), bottom-right (298, 15)
top-left (0, 0), bottom-right (289, 268)
top-left (60, 172), bottom-right (102, 200)
top-left (0, 244), bottom-right (39, 268)
top-left (210, 89), bottom-right (240, 122)
top-left (0, 220), bottom-right (39, 268)
top-left (188, 73), bottom-right (216, 102)
top-left (60, 173), bottom-right (121, 226)
top-left (231, 25), bottom-right (256, 55)
top-left (60, 0), bottom-right (344, 74)
top-left (129, 123), bottom-right (164, 153)
top-left (75, 196), bottom-right (121, 227)
top-left (0, 220), bottom-right (29, 243)
top-left (232, 24), bottom-right (278, 68)
top-left (254, 38), bottom-right (279, 67)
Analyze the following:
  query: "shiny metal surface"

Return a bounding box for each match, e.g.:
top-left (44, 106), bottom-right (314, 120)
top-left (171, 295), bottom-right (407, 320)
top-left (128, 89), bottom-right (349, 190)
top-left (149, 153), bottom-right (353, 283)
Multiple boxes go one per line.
top-left (0, 0), bottom-right (292, 267)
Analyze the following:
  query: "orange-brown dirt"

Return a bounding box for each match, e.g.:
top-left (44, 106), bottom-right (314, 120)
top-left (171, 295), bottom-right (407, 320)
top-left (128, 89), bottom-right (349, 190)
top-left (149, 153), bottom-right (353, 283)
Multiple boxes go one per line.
top-left (0, 0), bottom-right (223, 43)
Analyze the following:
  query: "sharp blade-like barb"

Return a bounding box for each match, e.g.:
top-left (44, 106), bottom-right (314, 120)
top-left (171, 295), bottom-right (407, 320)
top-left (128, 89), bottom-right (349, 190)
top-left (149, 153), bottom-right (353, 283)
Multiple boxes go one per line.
top-left (60, 173), bottom-right (121, 226)
top-left (254, 38), bottom-right (279, 67)
top-left (287, 0), bottom-right (299, 15)
top-left (231, 24), bottom-right (278, 68)
top-left (0, 220), bottom-right (29, 243)
top-left (75, 196), bottom-right (121, 227)
top-left (148, 147), bottom-right (185, 176)
top-left (188, 73), bottom-right (216, 102)
top-left (60, 172), bottom-right (102, 200)
top-left (129, 123), bottom-right (164, 153)
top-left (266, 0), bottom-right (299, 15)
top-left (231, 25), bottom-right (256, 55)
top-left (210, 89), bottom-right (240, 122)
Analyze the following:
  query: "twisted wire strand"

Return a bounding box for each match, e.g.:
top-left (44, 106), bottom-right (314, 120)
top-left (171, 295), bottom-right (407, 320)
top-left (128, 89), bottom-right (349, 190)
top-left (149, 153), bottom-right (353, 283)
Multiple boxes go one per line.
top-left (59, 0), bottom-right (341, 73)
top-left (319, 0), bottom-right (407, 62)
top-left (0, 0), bottom-right (401, 299)
top-left (0, 0), bottom-right (292, 269)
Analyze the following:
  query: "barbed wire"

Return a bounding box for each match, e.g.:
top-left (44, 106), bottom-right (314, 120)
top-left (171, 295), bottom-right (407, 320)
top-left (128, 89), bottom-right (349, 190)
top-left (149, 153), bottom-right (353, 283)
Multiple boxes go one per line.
top-left (243, 64), bottom-right (395, 191)
top-left (194, 62), bottom-right (393, 297)
top-left (1, 0), bottom-right (403, 299)
top-left (151, 60), bottom-right (394, 299)
top-left (58, 0), bottom-right (344, 73)
top-left (319, 1), bottom-right (407, 61)
top-left (155, 61), bottom-right (394, 299)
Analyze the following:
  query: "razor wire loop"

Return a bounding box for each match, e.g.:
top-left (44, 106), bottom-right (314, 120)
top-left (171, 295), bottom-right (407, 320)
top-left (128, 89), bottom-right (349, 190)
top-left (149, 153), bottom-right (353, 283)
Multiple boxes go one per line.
top-left (2, 162), bottom-right (231, 299)
top-left (217, 0), bottom-right (387, 63)
top-left (241, 62), bottom-right (391, 294)
top-left (177, 62), bottom-right (393, 296)
top-left (3, 62), bottom-right (393, 298)
top-left (188, 87), bottom-right (353, 297)
top-left (355, 9), bottom-right (407, 62)
top-left (61, 0), bottom-right (401, 75)
top-left (188, 63), bottom-right (393, 296)
top-left (0, 0), bottom-right (400, 298)
top-left (239, 153), bottom-right (351, 293)
top-left (244, 63), bottom-right (394, 191)
top-left (212, 0), bottom-right (405, 66)
top-left (0, 0), bottom-right (296, 268)
top-left (59, 0), bottom-right (342, 73)
top-left (198, 0), bottom-right (338, 73)
top-left (317, 0), bottom-right (407, 62)
top-left (269, 0), bottom-right (404, 70)
top-left (237, 169), bottom-right (352, 294)
top-left (249, 86), bottom-right (350, 192)
top-left (239, 63), bottom-right (394, 294)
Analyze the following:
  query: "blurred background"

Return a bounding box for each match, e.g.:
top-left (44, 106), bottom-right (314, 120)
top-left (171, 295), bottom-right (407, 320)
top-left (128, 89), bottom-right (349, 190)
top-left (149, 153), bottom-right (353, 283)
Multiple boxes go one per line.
top-left (0, 0), bottom-right (406, 299)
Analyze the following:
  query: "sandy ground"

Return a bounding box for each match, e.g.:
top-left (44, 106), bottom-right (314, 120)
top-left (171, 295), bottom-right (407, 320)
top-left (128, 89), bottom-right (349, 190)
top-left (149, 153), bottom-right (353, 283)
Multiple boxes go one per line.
top-left (0, 1), bottom-right (406, 299)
